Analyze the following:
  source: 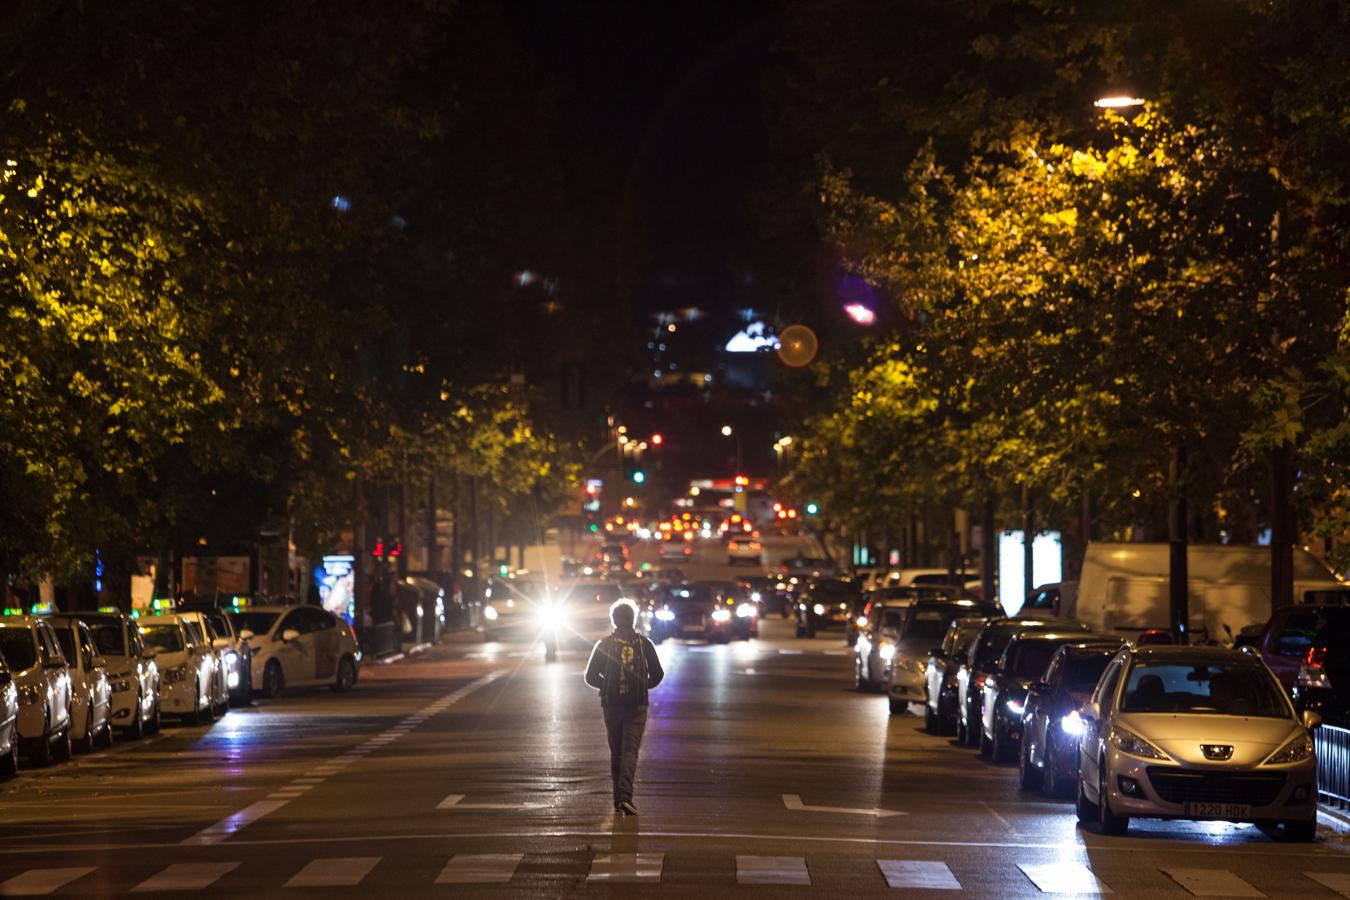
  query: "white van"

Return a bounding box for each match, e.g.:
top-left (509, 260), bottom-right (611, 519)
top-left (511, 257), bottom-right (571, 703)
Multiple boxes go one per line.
top-left (1067, 543), bottom-right (1348, 643)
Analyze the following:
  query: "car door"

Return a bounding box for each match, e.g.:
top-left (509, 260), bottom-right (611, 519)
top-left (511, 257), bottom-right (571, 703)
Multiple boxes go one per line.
top-left (272, 609), bottom-right (312, 684)
top-left (36, 623), bottom-right (71, 730)
top-left (1080, 657), bottom-right (1124, 801)
top-left (182, 620), bottom-right (210, 702)
top-left (309, 609), bottom-right (342, 681)
top-left (1029, 651), bottom-right (1063, 765)
top-left (77, 623), bottom-right (108, 730)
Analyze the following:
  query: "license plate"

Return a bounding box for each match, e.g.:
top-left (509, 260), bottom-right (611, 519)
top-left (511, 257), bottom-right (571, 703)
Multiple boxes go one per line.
top-left (1184, 802), bottom-right (1251, 819)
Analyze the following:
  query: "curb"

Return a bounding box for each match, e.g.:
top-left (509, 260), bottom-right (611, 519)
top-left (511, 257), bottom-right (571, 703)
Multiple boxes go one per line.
top-left (1318, 802), bottom-right (1350, 834)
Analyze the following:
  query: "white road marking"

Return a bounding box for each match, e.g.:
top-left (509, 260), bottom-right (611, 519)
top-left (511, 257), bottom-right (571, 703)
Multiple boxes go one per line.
top-left (1019, 862), bottom-right (1113, 894)
top-left (737, 855), bottom-right (810, 885)
top-left (437, 794), bottom-right (547, 811)
top-left (292, 777), bottom-right (326, 784)
top-left (587, 853), bottom-right (663, 882)
top-left (181, 800), bottom-right (289, 846)
top-left (878, 860), bottom-right (961, 890)
top-left (1306, 873), bottom-right (1350, 897)
top-left (0, 867), bottom-right (96, 896)
top-left (435, 853), bottom-right (522, 884)
top-left (1161, 868), bottom-right (1265, 897)
top-left (267, 793), bottom-right (301, 801)
top-left (282, 784), bottom-right (314, 792)
top-left (131, 862), bottom-right (240, 892)
top-left (783, 793), bottom-right (904, 818)
top-left (285, 856), bottom-right (381, 887)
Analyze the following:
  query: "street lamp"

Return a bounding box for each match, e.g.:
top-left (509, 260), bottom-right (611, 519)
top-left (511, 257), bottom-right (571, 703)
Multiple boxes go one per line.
top-left (1093, 95), bottom-right (1145, 109)
top-left (721, 426), bottom-right (743, 476)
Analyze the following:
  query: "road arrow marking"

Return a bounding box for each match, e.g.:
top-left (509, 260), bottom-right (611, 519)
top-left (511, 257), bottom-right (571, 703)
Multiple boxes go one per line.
top-left (437, 794), bottom-right (547, 811)
top-left (782, 794), bottom-right (905, 818)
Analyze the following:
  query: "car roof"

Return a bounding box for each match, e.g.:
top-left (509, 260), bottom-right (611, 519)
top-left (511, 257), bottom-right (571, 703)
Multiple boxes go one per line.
top-left (232, 605), bottom-right (297, 614)
top-left (1130, 644), bottom-right (1264, 664)
top-left (1056, 640), bottom-right (1123, 655)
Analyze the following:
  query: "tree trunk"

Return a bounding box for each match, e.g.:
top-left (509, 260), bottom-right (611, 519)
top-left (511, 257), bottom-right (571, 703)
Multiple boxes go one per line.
top-left (468, 476), bottom-right (480, 574)
top-left (1169, 445), bottom-right (1189, 643)
top-left (396, 476), bottom-right (408, 579)
top-left (1022, 484), bottom-right (1035, 599)
top-left (980, 494), bottom-right (996, 605)
top-left (1271, 443), bottom-right (1295, 610)
top-left (426, 474), bottom-right (437, 577)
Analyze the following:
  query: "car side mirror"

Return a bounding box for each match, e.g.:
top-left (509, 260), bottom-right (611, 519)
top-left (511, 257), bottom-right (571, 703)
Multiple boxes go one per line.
top-left (239, 629), bottom-right (255, 640)
top-left (281, 628), bottom-right (300, 643)
top-left (1302, 709), bottom-right (1323, 731)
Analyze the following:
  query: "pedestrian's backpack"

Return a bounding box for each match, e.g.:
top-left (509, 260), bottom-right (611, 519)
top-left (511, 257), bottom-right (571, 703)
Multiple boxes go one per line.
top-left (604, 634), bottom-right (647, 706)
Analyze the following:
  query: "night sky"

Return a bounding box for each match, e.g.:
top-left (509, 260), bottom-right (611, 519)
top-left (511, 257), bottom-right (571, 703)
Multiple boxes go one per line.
top-left (513, 1), bottom-right (781, 326)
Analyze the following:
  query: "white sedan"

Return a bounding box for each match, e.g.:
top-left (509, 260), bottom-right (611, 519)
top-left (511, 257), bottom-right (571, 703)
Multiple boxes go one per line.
top-left (231, 605), bottom-right (360, 697)
top-left (139, 616), bottom-right (217, 724)
top-left (48, 616), bottom-right (113, 753)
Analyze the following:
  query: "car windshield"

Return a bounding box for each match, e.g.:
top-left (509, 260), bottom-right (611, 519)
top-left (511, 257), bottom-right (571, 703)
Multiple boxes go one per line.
top-left (0, 627), bottom-right (37, 670)
top-left (1121, 661), bottom-right (1289, 717)
top-left (1011, 643), bottom-right (1059, 678)
top-left (671, 585), bottom-right (712, 605)
top-left (231, 612), bottom-right (280, 636)
top-left (1065, 653), bottom-right (1116, 692)
top-left (205, 614), bottom-right (231, 637)
top-left (141, 624), bottom-right (184, 653)
top-left (88, 623), bottom-right (126, 656)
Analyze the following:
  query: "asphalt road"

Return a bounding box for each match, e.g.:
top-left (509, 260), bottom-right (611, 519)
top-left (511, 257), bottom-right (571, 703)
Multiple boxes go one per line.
top-left (3, 537), bottom-right (1350, 897)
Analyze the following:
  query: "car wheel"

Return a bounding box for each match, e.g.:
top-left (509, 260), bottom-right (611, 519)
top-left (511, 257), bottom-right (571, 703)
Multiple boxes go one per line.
top-left (262, 660), bottom-right (284, 698)
top-left (955, 715), bottom-right (967, 744)
top-left (52, 722), bottom-right (72, 762)
top-left (184, 682), bottom-right (202, 725)
top-left (332, 657), bottom-right (357, 693)
top-left (75, 702), bottom-right (96, 754)
top-left (1284, 817), bottom-right (1317, 842)
top-left (795, 623), bottom-right (807, 638)
top-left (1097, 762), bottom-right (1129, 835)
top-left (889, 697), bottom-right (905, 716)
top-left (1076, 772), bottom-right (1098, 825)
top-left (147, 698), bottom-right (162, 734)
top-left (200, 683), bottom-right (217, 723)
top-left (978, 723), bottom-right (993, 758)
top-left (992, 717), bottom-right (1014, 763)
top-left (853, 659), bottom-right (868, 692)
top-left (0, 736), bottom-right (17, 777)
top-left (1042, 736), bottom-right (1063, 798)
top-left (126, 692), bottom-right (145, 740)
top-left (98, 717), bottom-right (114, 749)
top-left (1018, 735), bottom-right (1042, 790)
top-left (29, 709), bottom-right (54, 767)
top-left (924, 702), bottom-right (938, 732)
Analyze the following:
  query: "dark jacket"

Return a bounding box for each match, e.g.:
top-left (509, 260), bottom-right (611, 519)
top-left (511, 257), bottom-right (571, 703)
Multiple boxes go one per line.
top-left (584, 629), bottom-right (664, 707)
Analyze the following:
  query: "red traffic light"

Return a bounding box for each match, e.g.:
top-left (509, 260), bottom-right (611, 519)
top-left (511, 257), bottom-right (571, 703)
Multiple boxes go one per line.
top-left (650, 433), bottom-right (664, 445)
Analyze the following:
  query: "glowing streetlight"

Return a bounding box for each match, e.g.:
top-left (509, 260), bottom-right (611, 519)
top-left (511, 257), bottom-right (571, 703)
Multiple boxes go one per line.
top-left (721, 425), bottom-right (733, 437)
top-left (843, 303), bottom-right (877, 325)
top-left (1093, 95), bottom-right (1146, 109)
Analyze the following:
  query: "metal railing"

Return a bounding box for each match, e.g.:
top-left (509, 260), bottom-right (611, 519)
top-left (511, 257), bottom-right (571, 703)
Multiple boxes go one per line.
top-left (1315, 723), bottom-right (1350, 809)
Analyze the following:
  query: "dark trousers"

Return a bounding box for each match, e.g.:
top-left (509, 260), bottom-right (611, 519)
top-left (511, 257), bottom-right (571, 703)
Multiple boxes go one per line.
top-left (603, 704), bottom-right (648, 804)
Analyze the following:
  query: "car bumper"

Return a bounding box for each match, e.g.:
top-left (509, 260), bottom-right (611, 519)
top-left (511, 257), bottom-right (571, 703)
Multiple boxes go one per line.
top-left (159, 681), bottom-right (198, 714)
top-left (1102, 748), bottom-right (1317, 823)
top-left (16, 704), bottom-right (47, 740)
top-left (889, 668), bottom-right (926, 701)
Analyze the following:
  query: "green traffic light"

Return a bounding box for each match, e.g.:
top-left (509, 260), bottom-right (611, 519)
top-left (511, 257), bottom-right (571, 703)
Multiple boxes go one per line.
top-left (632, 470), bottom-right (646, 484)
top-left (805, 502), bottom-right (819, 515)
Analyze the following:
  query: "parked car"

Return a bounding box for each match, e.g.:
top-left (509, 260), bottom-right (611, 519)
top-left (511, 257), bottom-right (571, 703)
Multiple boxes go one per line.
top-left (1018, 641), bottom-right (1122, 797)
top-left (980, 630), bottom-right (1109, 761)
top-left (925, 617), bottom-right (990, 734)
top-left (876, 568), bottom-right (976, 589)
top-left (0, 649), bottom-right (20, 776)
top-left (0, 616), bottom-right (73, 766)
top-left (175, 610), bottom-right (232, 718)
top-left (72, 612), bottom-right (160, 738)
top-left (956, 617), bottom-right (1093, 747)
top-left (139, 615), bottom-right (218, 724)
top-left (795, 578), bottom-right (862, 638)
top-left (847, 583), bottom-right (973, 649)
top-left (1076, 644), bottom-right (1318, 840)
top-left (885, 596), bottom-right (999, 715)
top-left (188, 605), bottom-right (254, 706)
top-left (726, 536), bottom-right (763, 566)
top-left (1253, 603), bottom-right (1348, 694)
top-left (1293, 607), bottom-right (1350, 725)
top-left (1017, 582), bottom-right (1079, 618)
top-left (231, 605), bottom-right (361, 697)
top-left (853, 601), bottom-right (908, 692)
top-left (47, 616), bottom-right (113, 753)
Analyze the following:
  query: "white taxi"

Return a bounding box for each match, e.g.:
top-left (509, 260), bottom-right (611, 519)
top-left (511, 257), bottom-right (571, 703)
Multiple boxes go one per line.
top-left (231, 605), bottom-right (360, 697)
top-left (0, 650), bottom-right (19, 776)
top-left (0, 617), bottom-right (73, 766)
top-left (72, 612), bottom-right (160, 738)
top-left (48, 616), bottom-right (113, 753)
top-left (175, 611), bottom-right (231, 718)
top-left (139, 615), bottom-right (217, 724)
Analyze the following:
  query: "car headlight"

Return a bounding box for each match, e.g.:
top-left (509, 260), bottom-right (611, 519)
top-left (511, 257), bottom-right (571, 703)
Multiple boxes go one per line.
top-left (1006, 696), bottom-right (1026, 716)
top-left (751, 592), bottom-right (761, 602)
top-left (224, 650), bottom-right (239, 667)
top-left (855, 616), bottom-right (868, 628)
top-left (1109, 725), bottom-right (1170, 760)
top-left (1060, 710), bottom-right (1085, 736)
top-left (484, 605), bottom-right (500, 621)
top-left (537, 605), bottom-right (566, 629)
top-left (711, 609), bottom-right (732, 623)
top-left (1265, 731), bottom-right (1315, 765)
top-left (735, 603), bottom-right (756, 619)
top-left (812, 603), bottom-right (826, 616)
top-left (18, 685), bottom-right (42, 705)
top-left (655, 608), bottom-right (675, 622)
top-left (879, 643), bottom-right (896, 662)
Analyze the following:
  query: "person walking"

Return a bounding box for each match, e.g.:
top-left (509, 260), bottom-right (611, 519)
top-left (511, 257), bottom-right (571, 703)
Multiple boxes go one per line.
top-left (584, 599), bottom-right (664, 816)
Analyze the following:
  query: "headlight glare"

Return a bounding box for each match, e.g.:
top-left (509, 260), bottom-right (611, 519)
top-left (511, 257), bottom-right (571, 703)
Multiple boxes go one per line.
top-left (711, 609), bottom-right (731, 623)
top-left (1060, 710), bottom-right (1084, 736)
top-left (1109, 725), bottom-right (1169, 760)
top-left (812, 603), bottom-right (826, 616)
top-left (655, 608), bottom-right (675, 622)
top-left (735, 603), bottom-right (755, 619)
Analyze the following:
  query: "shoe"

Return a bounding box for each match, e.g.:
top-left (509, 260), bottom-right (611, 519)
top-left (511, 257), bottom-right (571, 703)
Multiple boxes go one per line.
top-left (618, 801), bottom-right (639, 816)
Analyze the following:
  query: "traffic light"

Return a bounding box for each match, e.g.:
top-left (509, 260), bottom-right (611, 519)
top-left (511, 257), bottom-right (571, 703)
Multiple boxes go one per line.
top-left (805, 502), bottom-right (820, 515)
top-left (650, 433), bottom-right (663, 445)
top-left (632, 470), bottom-right (646, 484)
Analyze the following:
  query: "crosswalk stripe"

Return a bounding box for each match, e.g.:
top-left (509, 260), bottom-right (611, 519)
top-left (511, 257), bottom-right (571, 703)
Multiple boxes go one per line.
top-left (182, 800), bottom-right (289, 846)
top-left (587, 853), bottom-right (663, 882)
top-left (736, 855), bottom-right (810, 886)
top-left (879, 860), bottom-right (961, 890)
top-left (1306, 873), bottom-right (1350, 898)
top-left (1161, 868), bottom-right (1265, 897)
top-left (0, 867), bottom-right (96, 896)
top-left (1019, 862), bottom-right (1112, 894)
top-left (435, 854), bottom-right (522, 884)
top-left (131, 862), bottom-right (240, 892)
top-left (285, 857), bottom-right (380, 887)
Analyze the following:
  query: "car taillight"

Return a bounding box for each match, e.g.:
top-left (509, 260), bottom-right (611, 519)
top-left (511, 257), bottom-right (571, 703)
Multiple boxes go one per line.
top-left (1306, 645), bottom-right (1327, 668)
top-left (974, 673), bottom-right (987, 688)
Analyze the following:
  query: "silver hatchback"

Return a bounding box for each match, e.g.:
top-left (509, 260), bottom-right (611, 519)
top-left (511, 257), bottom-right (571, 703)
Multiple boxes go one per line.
top-left (1076, 644), bottom-right (1319, 840)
